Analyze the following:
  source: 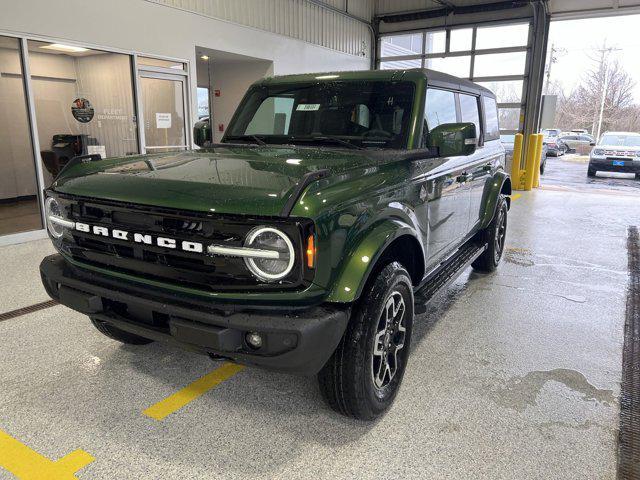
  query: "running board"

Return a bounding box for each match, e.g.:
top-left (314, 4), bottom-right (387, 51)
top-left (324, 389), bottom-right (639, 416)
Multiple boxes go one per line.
top-left (414, 242), bottom-right (487, 314)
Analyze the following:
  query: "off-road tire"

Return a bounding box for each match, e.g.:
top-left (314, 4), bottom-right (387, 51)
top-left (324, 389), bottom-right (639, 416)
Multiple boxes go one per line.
top-left (318, 262), bottom-right (414, 420)
top-left (90, 317), bottom-right (154, 345)
top-left (472, 194), bottom-right (508, 273)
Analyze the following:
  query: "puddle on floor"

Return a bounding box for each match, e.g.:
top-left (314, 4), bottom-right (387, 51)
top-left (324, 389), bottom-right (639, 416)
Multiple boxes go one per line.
top-left (504, 247), bottom-right (535, 267)
top-left (491, 368), bottom-right (615, 413)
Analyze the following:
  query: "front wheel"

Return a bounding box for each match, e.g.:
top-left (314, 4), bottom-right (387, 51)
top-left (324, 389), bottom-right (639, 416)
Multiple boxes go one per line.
top-left (472, 194), bottom-right (508, 273)
top-left (318, 262), bottom-right (414, 420)
top-left (587, 166), bottom-right (596, 177)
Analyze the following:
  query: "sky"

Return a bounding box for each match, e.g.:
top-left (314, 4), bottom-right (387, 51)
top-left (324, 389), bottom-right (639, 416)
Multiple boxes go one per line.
top-left (546, 14), bottom-right (640, 103)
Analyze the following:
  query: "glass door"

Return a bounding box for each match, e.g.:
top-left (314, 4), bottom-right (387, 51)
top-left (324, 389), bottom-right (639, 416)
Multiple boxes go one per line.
top-left (139, 73), bottom-right (188, 152)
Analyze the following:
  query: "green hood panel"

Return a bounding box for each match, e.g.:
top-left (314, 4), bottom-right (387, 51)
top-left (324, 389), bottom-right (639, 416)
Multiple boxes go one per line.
top-left (53, 147), bottom-right (377, 216)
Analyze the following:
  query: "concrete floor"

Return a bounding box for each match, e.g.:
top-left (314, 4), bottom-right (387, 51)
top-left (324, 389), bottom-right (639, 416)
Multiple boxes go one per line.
top-left (0, 169), bottom-right (636, 479)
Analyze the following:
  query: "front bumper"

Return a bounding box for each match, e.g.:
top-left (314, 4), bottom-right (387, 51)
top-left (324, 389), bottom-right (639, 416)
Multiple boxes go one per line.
top-left (589, 158), bottom-right (640, 174)
top-left (40, 254), bottom-right (350, 375)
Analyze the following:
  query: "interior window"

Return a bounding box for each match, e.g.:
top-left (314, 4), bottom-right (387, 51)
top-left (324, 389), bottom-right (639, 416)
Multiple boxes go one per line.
top-left (459, 94), bottom-right (481, 140)
top-left (482, 96), bottom-right (500, 141)
top-left (425, 89), bottom-right (457, 130)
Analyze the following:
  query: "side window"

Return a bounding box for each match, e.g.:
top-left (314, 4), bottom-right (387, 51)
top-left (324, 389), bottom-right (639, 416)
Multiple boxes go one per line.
top-left (459, 94), bottom-right (481, 141)
top-left (482, 96), bottom-right (500, 141)
top-left (425, 88), bottom-right (457, 130)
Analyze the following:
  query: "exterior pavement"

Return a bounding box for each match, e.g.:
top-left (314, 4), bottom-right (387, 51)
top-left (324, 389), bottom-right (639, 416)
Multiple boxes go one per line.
top-left (0, 176), bottom-right (636, 479)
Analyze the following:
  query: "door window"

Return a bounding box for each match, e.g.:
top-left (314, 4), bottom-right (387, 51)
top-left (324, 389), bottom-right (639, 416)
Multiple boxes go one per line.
top-left (140, 75), bottom-right (187, 152)
top-left (459, 94), bottom-right (481, 140)
top-left (425, 89), bottom-right (457, 130)
top-left (482, 96), bottom-right (500, 141)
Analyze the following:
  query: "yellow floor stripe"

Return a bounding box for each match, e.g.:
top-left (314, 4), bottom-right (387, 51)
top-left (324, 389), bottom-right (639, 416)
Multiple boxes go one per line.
top-left (143, 362), bottom-right (245, 421)
top-left (511, 193), bottom-right (522, 201)
top-left (0, 428), bottom-right (94, 479)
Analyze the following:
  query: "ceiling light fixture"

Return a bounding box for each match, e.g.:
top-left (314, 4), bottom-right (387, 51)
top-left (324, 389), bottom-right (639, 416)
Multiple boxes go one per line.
top-left (41, 43), bottom-right (89, 53)
top-left (200, 55), bottom-right (210, 60)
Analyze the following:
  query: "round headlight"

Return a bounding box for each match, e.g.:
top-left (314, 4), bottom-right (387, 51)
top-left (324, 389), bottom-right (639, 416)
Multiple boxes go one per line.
top-left (45, 197), bottom-right (65, 239)
top-left (244, 227), bottom-right (295, 281)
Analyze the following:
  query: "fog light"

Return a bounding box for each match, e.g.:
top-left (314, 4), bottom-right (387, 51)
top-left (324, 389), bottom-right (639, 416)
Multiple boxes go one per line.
top-left (245, 331), bottom-right (263, 349)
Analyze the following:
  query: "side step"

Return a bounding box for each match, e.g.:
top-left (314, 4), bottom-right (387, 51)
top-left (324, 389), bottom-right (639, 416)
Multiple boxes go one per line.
top-left (414, 242), bottom-right (487, 314)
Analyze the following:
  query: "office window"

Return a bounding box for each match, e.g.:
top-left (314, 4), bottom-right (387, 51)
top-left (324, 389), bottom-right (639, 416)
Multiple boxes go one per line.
top-left (27, 40), bottom-right (139, 186)
top-left (0, 36), bottom-right (41, 235)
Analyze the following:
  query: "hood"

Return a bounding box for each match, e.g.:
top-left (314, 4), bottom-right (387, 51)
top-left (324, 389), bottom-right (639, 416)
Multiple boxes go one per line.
top-left (597, 144), bottom-right (640, 152)
top-left (53, 147), bottom-right (379, 216)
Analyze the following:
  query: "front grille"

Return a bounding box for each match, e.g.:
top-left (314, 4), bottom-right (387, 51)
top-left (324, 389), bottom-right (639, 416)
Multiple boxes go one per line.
top-left (54, 194), bottom-right (313, 292)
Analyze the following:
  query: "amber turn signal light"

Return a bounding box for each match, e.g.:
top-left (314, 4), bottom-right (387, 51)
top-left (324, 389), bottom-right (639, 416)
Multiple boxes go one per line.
top-left (306, 234), bottom-right (315, 269)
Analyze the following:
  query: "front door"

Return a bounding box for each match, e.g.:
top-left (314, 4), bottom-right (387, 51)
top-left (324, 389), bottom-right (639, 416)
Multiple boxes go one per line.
top-left (139, 73), bottom-right (188, 153)
top-left (421, 88), bottom-right (472, 271)
top-left (424, 159), bottom-right (472, 271)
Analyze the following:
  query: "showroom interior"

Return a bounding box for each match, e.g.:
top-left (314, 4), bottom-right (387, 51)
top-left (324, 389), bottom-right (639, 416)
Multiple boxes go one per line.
top-left (1, 0), bottom-right (640, 479)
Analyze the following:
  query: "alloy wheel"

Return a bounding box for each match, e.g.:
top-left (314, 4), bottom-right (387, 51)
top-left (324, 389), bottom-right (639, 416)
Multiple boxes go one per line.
top-left (494, 207), bottom-right (507, 264)
top-left (371, 291), bottom-right (406, 390)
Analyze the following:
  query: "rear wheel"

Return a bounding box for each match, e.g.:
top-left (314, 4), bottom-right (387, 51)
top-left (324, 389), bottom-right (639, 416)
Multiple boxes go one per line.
top-left (472, 194), bottom-right (507, 273)
top-left (318, 262), bottom-right (414, 420)
top-left (90, 317), bottom-right (154, 345)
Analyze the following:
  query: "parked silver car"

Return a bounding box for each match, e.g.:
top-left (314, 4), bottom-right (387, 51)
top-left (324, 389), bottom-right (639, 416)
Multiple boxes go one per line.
top-left (588, 131), bottom-right (640, 178)
top-left (560, 133), bottom-right (595, 153)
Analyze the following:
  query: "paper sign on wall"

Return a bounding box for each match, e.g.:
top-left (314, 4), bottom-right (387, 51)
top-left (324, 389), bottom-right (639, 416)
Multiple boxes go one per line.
top-left (156, 113), bottom-right (172, 129)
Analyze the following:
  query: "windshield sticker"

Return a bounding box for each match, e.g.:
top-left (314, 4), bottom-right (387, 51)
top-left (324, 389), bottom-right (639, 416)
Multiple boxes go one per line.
top-left (296, 104), bottom-right (321, 111)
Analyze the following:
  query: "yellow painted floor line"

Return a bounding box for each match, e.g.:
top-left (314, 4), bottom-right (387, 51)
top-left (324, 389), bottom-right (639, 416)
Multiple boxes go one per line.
top-left (0, 427), bottom-right (94, 479)
top-left (143, 362), bottom-right (245, 421)
top-left (511, 193), bottom-right (522, 201)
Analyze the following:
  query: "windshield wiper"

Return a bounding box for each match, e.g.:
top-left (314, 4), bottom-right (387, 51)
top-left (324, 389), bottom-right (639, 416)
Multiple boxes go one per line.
top-left (291, 135), bottom-right (364, 150)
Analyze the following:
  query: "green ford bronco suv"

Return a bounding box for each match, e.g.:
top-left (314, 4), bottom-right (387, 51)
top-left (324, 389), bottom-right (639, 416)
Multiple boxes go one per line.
top-left (40, 69), bottom-right (510, 420)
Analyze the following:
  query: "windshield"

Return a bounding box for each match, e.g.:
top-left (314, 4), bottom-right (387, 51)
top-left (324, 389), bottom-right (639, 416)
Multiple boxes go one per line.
top-left (599, 134), bottom-right (640, 147)
top-left (225, 81), bottom-right (415, 149)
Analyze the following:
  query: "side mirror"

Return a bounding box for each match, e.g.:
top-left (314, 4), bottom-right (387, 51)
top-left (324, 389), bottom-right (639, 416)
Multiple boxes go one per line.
top-left (427, 122), bottom-right (477, 157)
top-left (193, 118), bottom-right (212, 147)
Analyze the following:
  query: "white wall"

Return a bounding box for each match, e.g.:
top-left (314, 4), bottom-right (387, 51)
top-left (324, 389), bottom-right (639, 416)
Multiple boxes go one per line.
top-left (1, 0), bottom-right (370, 137)
top-left (209, 60), bottom-right (274, 142)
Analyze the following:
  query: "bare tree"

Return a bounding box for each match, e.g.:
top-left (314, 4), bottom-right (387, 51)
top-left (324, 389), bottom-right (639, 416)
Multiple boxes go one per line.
top-left (553, 44), bottom-right (637, 134)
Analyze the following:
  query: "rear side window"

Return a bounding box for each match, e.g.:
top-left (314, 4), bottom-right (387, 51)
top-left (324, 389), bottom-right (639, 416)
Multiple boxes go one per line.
top-left (482, 96), bottom-right (500, 141)
top-left (459, 94), bottom-right (481, 140)
top-left (425, 89), bottom-right (457, 129)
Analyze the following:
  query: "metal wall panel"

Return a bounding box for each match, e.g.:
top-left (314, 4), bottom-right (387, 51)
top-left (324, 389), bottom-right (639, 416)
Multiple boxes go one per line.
top-left (145, 0), bottom-right (373, 57)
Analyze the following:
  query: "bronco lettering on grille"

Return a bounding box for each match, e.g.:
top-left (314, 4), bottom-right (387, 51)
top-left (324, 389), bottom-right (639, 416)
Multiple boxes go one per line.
top-left (74, 222), bottom-right (204, 253)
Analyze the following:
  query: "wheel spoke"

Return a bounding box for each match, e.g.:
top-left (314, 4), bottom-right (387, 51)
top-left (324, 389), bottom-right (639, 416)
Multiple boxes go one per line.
top-left (371, 291), bottom-right (407, 390)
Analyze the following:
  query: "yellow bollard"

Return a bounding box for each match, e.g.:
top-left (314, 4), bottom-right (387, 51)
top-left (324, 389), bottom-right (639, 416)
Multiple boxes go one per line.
top-left (511, 133), bottom-right (524, 190)
top-left (523, 134), bottom-right (538, 191)
top-left (533, 133), bottom-right (544, 188)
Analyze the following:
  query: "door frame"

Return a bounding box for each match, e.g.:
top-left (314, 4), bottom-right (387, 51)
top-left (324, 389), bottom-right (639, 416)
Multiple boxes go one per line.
top-left (136, 67), bottom-right (191, 154)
